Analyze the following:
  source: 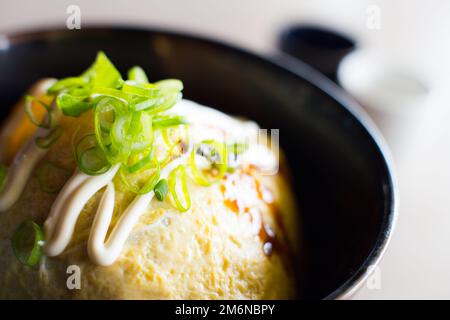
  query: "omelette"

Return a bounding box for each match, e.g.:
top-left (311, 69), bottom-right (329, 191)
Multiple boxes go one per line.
top-left (0, 53), bottom-right (299, 299)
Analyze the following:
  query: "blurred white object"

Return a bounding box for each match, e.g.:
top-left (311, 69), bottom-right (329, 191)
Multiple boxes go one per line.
top-left (338, 49), bottom-right (431, 160)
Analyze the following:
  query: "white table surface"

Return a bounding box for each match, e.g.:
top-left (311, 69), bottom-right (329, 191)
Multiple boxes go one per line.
top-left (1, 0), bottom-right (449, 299)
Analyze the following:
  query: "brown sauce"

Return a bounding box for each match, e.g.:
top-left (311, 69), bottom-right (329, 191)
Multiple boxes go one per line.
top-left (220, 169), bottom-right (293, 271)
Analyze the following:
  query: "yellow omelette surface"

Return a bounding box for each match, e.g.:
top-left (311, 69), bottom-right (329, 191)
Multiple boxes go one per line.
top-left (0, 80), bottom-right (299, 299)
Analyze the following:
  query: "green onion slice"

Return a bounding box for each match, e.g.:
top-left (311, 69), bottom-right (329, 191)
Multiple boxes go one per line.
top-left (155, 79), bottom-right (184, 91)
top-left (151, 133), bottom-right (172, 165)
top-left (168, 165), bottom-right (191, 212)
top-left (11, 220), bottom-right (44, 267)
top-left (131, 113), bottom-right (153, 152)
top-left (128, 66), bottom-right (149, 83)
top-left (122, 81), bottom-right (159, 98)
top-left (153, 115), bottom-right (188, 129)
top-left (136, 90), bottom-right (181, 114)
top-left (56, 88), bottom-right (92, 117)
top-left (47, 77), bottom-right (86, 95)
top-left (24, 52), bottom-right (190, 183)
top-left (110, 113), bottom-right (134, 153)
top-left (94, 97), bottom-right (128, 163)
top-left (157, 126), bottom-right (188, 162)
top-left (82, 51), bottom-right (123, 88)
top-left (91, 87), bottom-right (130, 103)
top-left (25, 96), bottom-right (52, 129)
top-left (36, 161), bottom-right (70, 194)
top-left (111, 112), bottom-right (153, 155)
top-left (190, 140), bottom-right (227, 186)
top-left (161, 125), bottom-right (189, 149)
top-left (35, 126), bottom-right (64, 149)
top-left (119, 160), bottom-right (160, 194)
top-left (131, 97), bottom-right (162, 112)
top-left (0, 164), bottom-right (7, 191)
top-left (124, 151), bottom-right (153, 174)
top-left (75, 134), bottom-right (111, 175)
top-left (95, 97), bottom-right (125, 132)
top-left (156, 90), bottom-right (182, 113)
top-left (154, 179), bottom-right (168, 201)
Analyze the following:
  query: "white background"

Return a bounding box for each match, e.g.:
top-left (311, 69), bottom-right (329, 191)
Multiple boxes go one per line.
top-left (1, 0), bottom-right (450, 299)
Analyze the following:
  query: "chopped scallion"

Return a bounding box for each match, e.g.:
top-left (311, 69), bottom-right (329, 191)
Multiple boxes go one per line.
top-left (119, 160), bottom-right (160, 194)
top-left (11, 220), bottom-right (44, 267)
top-left (47, 77), bottom-right (86, 95)
top-left (35, 126), bottom-right (64, 149)
top-left (155, 79), bottom-right (184, 91)
top-left (168, 165), bottom-right (191, 212)
top-left (190, 140), bottom-right (227, 186)
top-left (36, 161), bottom-right (70, 194)
top-left (82, 51), bottom-right (123, 88)
top-left (24, 52), bottom-right (193, 212)
top-left (154, 179), bottom-right (168, 201)
top-left (153, 115), bottom-right (188, 129)
top-left (56, 91), bottom-right (91, 117)
top-left (24, 96), bottom-right (52, 129)
top-left (75, 134), bottom-right (111, 175)
top-left (122, 81), bottom-right (158, 98)
top-left (128, 66), bottom-right (149, 83)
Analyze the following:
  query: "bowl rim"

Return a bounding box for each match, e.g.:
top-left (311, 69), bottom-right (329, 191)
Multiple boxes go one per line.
top-left (1, 25), bottom-right (398, 300)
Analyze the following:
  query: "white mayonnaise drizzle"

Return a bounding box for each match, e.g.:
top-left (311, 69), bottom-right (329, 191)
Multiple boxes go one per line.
top-left (0, 136), bottom-right (48, 211)
top-left (0, 90), bottom-right (59, 211)
top-left (87, 156), bottom-right (185, 265)
top-left (2, 96), bottom-right (278, 265)
top-left (43, 164), bottom-right (120, 257)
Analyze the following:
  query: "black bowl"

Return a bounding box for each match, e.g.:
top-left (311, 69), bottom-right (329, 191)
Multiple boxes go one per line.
top-left (0, 27), bottom-right (397, 299)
